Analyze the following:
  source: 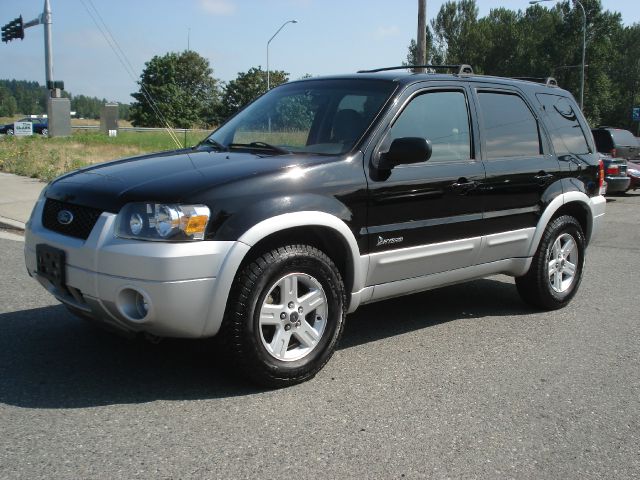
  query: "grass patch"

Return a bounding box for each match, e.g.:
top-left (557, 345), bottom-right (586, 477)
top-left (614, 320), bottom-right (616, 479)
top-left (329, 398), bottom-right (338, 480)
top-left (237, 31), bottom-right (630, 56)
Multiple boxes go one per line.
top-left (0, 130), bottom-right (210, 181)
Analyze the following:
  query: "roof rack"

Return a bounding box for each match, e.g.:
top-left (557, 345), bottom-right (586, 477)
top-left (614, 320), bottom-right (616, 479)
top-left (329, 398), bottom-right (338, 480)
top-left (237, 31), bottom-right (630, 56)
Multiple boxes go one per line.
top-left (512, 76), bottom-right (558, 87)
top-left (358, 64), bottom-right (474, 75)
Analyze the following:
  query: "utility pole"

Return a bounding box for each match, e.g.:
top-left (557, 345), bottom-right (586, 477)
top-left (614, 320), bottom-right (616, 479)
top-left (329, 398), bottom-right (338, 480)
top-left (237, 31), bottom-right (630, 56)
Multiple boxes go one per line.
top-left (42, 0), bottom-right (70, 136)
top-left (416, 0), bottom-right (427, 72)
top-left (43, 0), bottom-right (53, 89)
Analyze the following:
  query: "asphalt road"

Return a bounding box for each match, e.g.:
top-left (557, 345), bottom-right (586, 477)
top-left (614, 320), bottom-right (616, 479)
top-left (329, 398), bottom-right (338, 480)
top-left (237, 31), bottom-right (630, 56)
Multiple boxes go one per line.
top-left (1, 193), bottom-right (639, 479)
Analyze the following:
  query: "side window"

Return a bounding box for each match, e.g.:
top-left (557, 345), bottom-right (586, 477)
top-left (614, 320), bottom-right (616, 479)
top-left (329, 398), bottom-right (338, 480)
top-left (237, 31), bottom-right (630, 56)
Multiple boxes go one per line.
top-left (537, 94), bottom-right (590, 155)
top-left (386, 90), bottom-right (471, 163)
top-left (477, 91), bottom-right (541, 159)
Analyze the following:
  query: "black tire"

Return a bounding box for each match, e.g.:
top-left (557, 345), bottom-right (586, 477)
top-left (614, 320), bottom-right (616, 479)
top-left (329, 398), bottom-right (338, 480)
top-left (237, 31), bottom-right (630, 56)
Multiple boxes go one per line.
top-left (221, 244), bottom-right (346, 388)
top-left (41, 128), bottom-right (48, 136)
top-left (7, 129), bottom-right (14, 136)
top-left (516, 215), bottom-right (586, 310)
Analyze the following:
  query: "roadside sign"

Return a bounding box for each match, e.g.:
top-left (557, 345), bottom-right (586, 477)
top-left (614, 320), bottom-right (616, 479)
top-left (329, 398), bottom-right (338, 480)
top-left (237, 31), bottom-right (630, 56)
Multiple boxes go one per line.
top-left (633, 107), bottom-right (640, 122)
top-left (14, 121), bottom-right (33, 136)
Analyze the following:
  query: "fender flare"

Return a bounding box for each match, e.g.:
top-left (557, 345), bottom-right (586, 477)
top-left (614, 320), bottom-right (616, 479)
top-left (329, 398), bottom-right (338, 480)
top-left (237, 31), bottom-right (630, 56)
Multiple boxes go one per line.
top-left (526, 191), bottom-right (598, 257)
top-left (202, 211), bottom-right (367, 337)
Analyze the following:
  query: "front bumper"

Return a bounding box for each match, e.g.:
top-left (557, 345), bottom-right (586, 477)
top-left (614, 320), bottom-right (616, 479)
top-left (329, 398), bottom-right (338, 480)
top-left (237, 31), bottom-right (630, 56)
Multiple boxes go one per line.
top-left (24, 197), bottom-right (247, 338)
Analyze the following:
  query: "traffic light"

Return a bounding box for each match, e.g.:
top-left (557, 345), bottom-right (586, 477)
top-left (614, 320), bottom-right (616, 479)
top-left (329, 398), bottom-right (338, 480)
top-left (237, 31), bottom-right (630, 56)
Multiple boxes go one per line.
top-left (1, 16), bottom-right (24, 43)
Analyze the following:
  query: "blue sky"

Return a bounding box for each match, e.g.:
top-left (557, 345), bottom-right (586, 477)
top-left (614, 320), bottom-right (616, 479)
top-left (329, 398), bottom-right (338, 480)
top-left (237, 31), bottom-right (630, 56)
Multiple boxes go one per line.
top-left (1, 0), bottom-right (638, 103)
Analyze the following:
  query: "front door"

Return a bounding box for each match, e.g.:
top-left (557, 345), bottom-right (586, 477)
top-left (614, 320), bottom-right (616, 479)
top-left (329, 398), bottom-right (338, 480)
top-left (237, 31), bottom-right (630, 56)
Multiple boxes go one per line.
top-left (364, 85), bottom-right (486, 286)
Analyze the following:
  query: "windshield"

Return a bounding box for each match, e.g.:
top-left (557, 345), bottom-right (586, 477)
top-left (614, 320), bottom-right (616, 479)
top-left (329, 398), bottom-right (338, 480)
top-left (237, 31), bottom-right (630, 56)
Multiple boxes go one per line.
top-left (205, 79), bottom-right (396, 155)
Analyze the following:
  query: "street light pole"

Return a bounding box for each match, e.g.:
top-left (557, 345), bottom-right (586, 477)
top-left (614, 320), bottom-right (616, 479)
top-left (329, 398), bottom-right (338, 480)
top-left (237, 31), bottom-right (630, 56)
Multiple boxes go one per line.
top-left (529, 0), bottom-right (586, 109)
top-left (266, 19), bottom-right (297, 90)
top-left (43, 0), bottom-right (53, 91)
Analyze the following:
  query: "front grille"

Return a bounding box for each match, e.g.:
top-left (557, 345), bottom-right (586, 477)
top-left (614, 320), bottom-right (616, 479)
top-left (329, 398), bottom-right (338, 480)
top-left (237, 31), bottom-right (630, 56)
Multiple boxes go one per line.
top-left (42, 199), bottom-right (103, 240)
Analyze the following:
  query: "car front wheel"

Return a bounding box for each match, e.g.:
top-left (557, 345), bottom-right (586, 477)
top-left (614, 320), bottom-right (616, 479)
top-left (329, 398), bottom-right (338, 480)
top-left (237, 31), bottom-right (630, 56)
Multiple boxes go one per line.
top-left (7, 129), bottom-right (14, 136)
top-left (516, 215), bottom-right (586, 310)
top-left (41, 128), bottom-right (48, 136)
top-left (221, 244), bottom-right (346, 387)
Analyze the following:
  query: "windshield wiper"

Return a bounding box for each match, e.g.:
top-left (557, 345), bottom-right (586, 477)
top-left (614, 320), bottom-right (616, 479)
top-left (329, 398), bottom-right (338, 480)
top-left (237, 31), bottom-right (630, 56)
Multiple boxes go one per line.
top-left (200, 137), bottom-right (228, 151)
top-left (228, 141), bottom-right (291, 155)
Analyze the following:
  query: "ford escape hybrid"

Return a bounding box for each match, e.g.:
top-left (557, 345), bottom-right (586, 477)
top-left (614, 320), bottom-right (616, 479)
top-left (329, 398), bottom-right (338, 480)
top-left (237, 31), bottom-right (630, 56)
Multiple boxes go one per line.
top-left (25, 65), bottom-right (606, 387)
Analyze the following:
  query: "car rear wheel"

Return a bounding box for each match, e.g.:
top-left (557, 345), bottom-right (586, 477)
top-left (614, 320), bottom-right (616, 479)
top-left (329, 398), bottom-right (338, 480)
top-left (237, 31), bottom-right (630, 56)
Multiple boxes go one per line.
top-left (7, 129), bottom-right (14, 136)
top-left (221, 244), bottom-right (346, 387)
top-left (516, 215), bottom-right (586, 310)
top-left (41, 128), bottom-right (48, 136)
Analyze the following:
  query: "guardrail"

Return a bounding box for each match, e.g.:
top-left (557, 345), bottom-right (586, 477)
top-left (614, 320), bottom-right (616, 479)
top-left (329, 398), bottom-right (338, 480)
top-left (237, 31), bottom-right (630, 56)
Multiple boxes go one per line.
top-left (71, 125), bottom-right (211, 133)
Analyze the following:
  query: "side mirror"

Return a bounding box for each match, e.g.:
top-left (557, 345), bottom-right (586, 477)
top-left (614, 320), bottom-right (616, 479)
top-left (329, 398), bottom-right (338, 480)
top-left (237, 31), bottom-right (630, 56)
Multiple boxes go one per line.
top-left (379, 137), bottom-right (432, 169)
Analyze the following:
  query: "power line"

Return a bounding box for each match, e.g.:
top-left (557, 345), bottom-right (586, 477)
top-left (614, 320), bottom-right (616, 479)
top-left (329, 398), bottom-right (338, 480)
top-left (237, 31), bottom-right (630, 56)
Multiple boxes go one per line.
top-left (78, 0), bottom-right (182, 148)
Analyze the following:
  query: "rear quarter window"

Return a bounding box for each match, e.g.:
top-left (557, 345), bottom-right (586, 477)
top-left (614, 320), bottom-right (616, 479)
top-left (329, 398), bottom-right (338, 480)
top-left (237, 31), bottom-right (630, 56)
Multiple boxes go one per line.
top-left (536, 94), bottom-right (590, 156)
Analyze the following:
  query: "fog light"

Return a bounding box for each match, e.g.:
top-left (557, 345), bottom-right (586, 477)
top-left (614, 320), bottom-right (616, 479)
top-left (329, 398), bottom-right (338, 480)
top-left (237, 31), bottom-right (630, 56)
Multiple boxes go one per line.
top-left (117, 287), bottom-right (151, 321)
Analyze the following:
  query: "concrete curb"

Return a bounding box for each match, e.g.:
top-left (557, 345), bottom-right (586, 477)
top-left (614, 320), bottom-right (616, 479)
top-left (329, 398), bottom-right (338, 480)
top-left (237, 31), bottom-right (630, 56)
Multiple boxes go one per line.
top-left (0, 215), bottom-right (26, 232)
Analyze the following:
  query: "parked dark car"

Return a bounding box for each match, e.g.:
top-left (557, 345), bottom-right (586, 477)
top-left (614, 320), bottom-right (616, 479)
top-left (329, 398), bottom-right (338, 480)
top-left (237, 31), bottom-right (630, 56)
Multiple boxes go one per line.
top-left (591, 127), bottom-right (640, 162)
top-left (598, 153), bottom-right (630, 193)
top-left (0, 117), bottom-right (48, 136)
top-left (626, 160), bottom-right (640, 191)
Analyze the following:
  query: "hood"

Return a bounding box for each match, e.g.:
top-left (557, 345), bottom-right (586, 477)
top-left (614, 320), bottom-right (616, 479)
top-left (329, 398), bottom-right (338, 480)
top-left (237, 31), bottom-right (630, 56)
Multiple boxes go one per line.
top-left (46, 147), bottom-right (336, 212)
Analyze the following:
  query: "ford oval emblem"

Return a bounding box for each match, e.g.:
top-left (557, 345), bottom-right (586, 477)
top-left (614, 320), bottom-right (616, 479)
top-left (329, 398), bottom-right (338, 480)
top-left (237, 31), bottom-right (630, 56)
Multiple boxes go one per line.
top-left (57, 209), bottom-right (74, 225)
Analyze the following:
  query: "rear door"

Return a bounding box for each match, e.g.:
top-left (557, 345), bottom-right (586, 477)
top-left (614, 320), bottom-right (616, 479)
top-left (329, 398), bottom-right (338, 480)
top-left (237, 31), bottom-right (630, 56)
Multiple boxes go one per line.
top-left (470, 84), bottom-right (561, 264)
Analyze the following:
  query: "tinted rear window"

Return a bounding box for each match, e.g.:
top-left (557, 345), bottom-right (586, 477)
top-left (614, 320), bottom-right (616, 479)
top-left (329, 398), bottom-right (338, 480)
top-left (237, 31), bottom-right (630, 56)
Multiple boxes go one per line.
top-left (537, 94), bottom-right (590, 155)
top-left (610, 129), bottom-right (639, 146)
top-left (592, 130), bottom-right (613, 152)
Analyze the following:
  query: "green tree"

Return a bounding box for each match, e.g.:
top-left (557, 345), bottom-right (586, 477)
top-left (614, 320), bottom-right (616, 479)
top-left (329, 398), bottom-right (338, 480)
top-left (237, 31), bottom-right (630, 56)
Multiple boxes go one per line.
top-left (431, 0), bottom-right (483, 66)
top-left (609, 23), bottom-right (640, 129)
top-left (130, 50), bottom-right (220, 128)
top-left (404, 0), bottom-right (636, 127)
top-left (119, 103), bottom-right (131, 121)
top-left (0, 86), bottom-right (17, 117)
top-left (404, 28), bottom-right (442, 68)
top-left (71, 94), bottom-right (108, 119)
top-left (215, 67), bottom-right (288, 124)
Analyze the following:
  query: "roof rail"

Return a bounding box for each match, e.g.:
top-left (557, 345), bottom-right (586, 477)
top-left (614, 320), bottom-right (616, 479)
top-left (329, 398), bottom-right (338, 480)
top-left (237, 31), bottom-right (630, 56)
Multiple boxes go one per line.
top-left (512, 76), bottom-right (559, 87)
top-left (358, 64), bottom-right (474, 75)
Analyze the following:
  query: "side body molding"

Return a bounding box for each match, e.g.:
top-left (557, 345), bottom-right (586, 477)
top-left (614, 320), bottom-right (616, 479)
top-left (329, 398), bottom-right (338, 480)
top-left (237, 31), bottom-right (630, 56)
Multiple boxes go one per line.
top-left (202, 211), bottom-right (368, 337)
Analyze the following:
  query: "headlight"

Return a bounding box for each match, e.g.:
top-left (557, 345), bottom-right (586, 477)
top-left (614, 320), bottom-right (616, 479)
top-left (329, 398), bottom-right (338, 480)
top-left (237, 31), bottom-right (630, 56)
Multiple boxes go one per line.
top-left (115, 203), bottom-right (211, 241)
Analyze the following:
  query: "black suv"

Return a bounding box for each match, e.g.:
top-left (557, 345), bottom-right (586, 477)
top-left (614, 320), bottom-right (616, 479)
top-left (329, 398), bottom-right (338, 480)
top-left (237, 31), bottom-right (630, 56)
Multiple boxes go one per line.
top-left (25, 66), bottom-right (606, 386)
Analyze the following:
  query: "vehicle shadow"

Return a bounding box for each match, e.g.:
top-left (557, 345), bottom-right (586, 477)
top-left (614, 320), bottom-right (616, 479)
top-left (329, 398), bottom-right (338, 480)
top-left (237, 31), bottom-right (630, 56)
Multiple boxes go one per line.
top-left (341, 276), bottom-right (531, 349)
top-left (0, 277), bottom-right (533, 409)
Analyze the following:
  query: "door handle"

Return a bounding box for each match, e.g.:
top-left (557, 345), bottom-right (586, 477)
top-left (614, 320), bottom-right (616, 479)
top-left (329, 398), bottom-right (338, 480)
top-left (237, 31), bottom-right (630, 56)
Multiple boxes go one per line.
top-left (451, 178), bottom-right (478, 194)
top-left (534, 171), bottom-right (554, 185)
